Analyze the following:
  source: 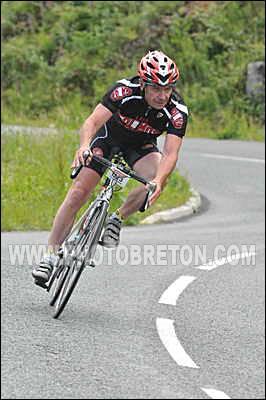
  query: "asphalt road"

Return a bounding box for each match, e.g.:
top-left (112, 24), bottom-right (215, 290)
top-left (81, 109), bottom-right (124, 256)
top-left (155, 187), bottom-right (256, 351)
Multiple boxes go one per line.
top-left (1, 138), bottom-right (265, 399)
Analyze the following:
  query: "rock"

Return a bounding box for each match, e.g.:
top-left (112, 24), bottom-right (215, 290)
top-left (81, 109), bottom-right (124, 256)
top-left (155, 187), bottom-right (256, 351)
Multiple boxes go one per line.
top-left (246, 61), bottom-right (265, 98)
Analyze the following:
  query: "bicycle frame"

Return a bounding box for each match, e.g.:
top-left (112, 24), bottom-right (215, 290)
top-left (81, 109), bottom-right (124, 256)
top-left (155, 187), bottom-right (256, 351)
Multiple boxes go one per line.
top-left (63, 154), bottom-right (135, 262)
top-left (46, 150), bottom-right (156, 318)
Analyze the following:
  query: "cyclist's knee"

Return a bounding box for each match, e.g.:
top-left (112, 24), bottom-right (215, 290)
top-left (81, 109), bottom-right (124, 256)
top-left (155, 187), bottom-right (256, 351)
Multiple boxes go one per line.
top-left (138, 169), bottom-right (157, 182)
top-left (92, 147), bottom-right (103, 157)
top-left (67, 183), bottom-right (90, 212)
top-left (134, 152), bottom-right (161, 181)
top-left (146, 170), bottom-right (157, 181)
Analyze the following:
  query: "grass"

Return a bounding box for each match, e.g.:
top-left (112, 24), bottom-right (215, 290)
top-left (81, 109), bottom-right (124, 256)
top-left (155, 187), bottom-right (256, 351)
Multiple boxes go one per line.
top-left (2, 0), bottom-right (264, 144)
top-left (1, 131), bottom-right (191, 231)
top-left (3, 96), bottom-right (264, 143)
top-left (186, 110), bottom-right (265, 142)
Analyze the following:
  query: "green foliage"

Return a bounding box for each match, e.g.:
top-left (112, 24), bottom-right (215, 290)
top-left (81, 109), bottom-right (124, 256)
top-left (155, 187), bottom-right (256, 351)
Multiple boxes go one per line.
top-left (2, 132), bottom-right (190, 230)
top-left (1, 0), bottom-right (265, 140)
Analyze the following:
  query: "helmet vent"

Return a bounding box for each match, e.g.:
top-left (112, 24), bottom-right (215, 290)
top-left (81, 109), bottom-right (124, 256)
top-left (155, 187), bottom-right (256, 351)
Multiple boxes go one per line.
top-left (144, 73), bottom-right (151, 79)
top-left (138, 51), bottom-right (179, 85)
top-left (147, 62), bottom-right (155, 69)
top-left (156, 73), bottom-right (170, 82)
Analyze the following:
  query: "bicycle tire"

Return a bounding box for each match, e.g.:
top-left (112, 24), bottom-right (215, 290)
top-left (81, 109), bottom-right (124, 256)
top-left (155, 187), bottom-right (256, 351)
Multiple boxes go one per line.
top-left (53, 201), bottom-right (108, 319)
top-left (49, 263), bottom-right (69, 306)
top-left (52, 259), bottom-right (84, 318)
top-left (49, 203), bottom-right (100, 311)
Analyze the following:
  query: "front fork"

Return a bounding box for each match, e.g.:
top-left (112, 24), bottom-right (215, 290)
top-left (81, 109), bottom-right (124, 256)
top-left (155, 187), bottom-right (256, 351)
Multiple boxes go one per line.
top-left (49, 187), bottom-right (113, 287)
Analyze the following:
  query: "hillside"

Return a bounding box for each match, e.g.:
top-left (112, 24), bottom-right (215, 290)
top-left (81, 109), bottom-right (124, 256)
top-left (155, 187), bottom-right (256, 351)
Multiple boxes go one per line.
top-left (2, 0), bottom-right (265, 140)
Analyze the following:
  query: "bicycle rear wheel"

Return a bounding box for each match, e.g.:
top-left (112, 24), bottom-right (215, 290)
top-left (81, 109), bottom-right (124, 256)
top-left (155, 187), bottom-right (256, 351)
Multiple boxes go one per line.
top-left (52, 201), bottom-right (108, 319)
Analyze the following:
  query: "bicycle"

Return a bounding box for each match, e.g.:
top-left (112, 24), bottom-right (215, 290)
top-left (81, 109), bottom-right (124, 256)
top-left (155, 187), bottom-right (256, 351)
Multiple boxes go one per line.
top-left (40, 147), bottom-right (156, 319)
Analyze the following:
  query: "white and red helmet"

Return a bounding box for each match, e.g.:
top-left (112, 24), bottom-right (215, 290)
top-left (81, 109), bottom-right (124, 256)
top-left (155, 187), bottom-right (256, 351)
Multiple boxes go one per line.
top-left (138, 50), bottom-right (179, 87)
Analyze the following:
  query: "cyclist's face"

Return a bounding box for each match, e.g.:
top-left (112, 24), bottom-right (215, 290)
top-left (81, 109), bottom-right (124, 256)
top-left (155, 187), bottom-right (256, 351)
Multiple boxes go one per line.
top-left (144, 84), bottom-right (173, 109)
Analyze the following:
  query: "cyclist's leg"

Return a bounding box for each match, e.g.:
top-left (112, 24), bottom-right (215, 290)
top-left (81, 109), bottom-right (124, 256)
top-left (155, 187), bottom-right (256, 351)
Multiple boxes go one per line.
top-left (48, 126), bottom-right (114, 251)
top-left (32, 166), bottom-right (103, 284)
top-left (119, 144), bottom-right (162, 219)
top-left (100, 143), bottom-right (161, 248)
top-left (48, 164), bottom-right (102, 251)
top-left (33, 127), bottom-right (114, 283)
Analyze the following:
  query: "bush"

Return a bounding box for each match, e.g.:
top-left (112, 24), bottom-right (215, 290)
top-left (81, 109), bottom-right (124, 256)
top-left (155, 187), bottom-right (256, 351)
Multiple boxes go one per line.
top-left (2, 1), bottom-right (265, 140)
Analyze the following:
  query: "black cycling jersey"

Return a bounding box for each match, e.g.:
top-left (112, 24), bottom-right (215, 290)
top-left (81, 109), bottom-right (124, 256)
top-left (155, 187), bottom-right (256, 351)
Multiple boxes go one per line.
top-left (101, 76), bottom-right (188, 147)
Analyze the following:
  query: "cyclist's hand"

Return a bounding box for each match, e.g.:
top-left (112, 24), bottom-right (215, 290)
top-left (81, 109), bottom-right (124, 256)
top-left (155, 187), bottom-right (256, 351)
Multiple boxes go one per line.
top-left (71, 146), bottom-right (92, 168)
top-left (147, 180), bottom-right (162, 206)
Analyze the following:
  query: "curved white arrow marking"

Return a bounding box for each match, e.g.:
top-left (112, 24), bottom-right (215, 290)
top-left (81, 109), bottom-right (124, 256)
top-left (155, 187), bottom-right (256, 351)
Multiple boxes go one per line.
top-left (157, 273), bottom-right (235, 397)
top-left (158, 275), bottom-right (196, 305)
top-left (156, 318), bottom-right (199, 368)
top-left (195, 252), bottom-right (256, 271)
top-left (201, 387), bottom-right (231, 399)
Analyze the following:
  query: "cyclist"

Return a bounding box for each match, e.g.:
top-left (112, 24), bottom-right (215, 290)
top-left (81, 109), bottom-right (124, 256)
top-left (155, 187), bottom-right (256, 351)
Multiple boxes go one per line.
top-left (32, 50), bottom-right (188, 286)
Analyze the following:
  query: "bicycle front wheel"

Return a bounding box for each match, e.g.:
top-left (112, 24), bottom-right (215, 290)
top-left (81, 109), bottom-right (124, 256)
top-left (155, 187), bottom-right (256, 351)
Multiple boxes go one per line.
top-left (52, 201), bottom-right (108, 319)
top-left (49, 262), bottom-right (69, 307)
top-left (53, 259), bottom-right (84, 319)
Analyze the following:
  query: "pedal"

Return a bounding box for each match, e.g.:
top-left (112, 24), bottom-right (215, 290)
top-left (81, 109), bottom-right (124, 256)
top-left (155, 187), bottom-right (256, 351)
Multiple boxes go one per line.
top-left (34, 279), bottom-right (48, 290)
top-left (86, 259), bottom-right (95, 268)
top-left (57, 247), bottom-right (64, 257)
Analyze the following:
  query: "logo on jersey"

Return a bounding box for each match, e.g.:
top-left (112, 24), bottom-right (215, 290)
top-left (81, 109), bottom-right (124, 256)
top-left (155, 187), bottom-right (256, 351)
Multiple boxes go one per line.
top-left (118, 113), bottom-right (160, 136)
top-left (110, 86), bottom-right (133, 101)
top-left (170, 108), bottom-right (184, 129)
top-left (156, 112), bottom-right (164, 118)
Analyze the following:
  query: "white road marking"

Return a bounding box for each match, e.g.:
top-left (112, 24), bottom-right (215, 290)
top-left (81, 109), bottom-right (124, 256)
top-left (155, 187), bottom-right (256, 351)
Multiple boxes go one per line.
top-left (195, 252), bottom-right (256, 271)
top-left (201, 387), bottom-right (231, 399)
top-left (156, 318), bottom-right (200, 368)
top-left (200, 152), bottom-right (265, 164)
top-left (158, 276), bottom-right (197, 305)
top-left (156, 259), bottom-right (250, 395)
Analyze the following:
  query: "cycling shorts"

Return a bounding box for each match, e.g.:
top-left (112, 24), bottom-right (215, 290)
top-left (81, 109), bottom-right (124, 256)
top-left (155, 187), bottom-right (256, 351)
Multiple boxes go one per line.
top-left (87, 125), bottom-right (161, 177)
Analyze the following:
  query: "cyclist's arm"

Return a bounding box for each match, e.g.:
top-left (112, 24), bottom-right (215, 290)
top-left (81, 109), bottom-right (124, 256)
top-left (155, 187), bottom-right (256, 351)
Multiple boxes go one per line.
top-left (156, 134), bottom-right (183, 184)
top-left (71, 104), bottom-right (113, 168)
top-left (80, 103), bottom-right (113, 147)
top-left (149, 134), bottom-right (183, 205)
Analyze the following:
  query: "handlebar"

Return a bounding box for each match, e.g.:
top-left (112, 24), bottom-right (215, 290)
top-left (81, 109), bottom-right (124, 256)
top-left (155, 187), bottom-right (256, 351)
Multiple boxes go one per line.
top-left (70, 151), bottom-right (155, 188)
top-left (70, 150), bottom-right (91, 179)
top-left (70, 150), bottom-right (157, 211)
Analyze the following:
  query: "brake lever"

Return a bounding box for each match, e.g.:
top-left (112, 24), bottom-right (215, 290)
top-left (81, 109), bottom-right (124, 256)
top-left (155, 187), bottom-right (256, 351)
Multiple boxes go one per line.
top-left (146, 182), bottom-right (157, 209)
top-left (147, 182), bottom-right (157, 194)
top-left (70, 149), bottom-right (92, 179)
top-left (139, 182), bottom-right (157, 212)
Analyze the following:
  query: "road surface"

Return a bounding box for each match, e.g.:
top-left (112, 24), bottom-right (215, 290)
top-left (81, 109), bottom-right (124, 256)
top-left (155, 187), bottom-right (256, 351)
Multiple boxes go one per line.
top-left (1, 138), bottom-right (265, 399)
